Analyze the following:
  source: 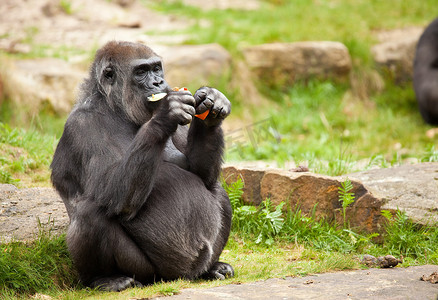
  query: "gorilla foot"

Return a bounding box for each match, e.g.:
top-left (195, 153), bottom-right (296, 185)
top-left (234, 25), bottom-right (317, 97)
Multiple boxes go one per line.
top-left (202, 262), bottom-right (234, 280)
top-left (90, 276), bottom-right (143, 292)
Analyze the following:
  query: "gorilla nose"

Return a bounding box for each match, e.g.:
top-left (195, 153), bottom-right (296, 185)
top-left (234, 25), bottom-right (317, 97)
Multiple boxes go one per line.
top-left (153, 79), bottom-right (164, 87)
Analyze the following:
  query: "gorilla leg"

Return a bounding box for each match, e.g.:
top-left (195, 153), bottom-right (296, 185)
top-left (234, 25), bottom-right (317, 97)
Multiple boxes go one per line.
top-left (202, 186), bottom-right (234, 280)
top-left (67, 202), bottom-right (156, 291)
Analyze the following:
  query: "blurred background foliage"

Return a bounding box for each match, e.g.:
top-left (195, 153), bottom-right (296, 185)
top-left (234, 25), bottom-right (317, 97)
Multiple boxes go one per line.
top-left (1, 0), bottom-right (438, 186)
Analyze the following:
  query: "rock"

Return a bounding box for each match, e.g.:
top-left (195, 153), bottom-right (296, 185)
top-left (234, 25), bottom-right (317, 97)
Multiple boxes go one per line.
top-left (223, 166), bottom-right (385, 233)
top-left (377, 255), bottom-right (402, 268)
top-left (361, 254), bottom-right (378, 266)
top-left (222, 166), bottom-right (267, 205)
top-left (371, 27), bottom-right (424, 83)
top-left (0, 58), bottom-right (86, 114)
top-left (361, 254), bottom-right (402, 268)
top-left (153, 44), bottom-right (232, 88)
top-left (421, 272), bottom-right (438, 284)
top-left (348, 162), bottom-right (438, 225)
top-left (242, 42), bottom-right (352, 87)
top-left (290, 165), bottom-right (310, 172)
top-left (223, 162), bottom-right (438, 232)
top-left (230, 61), bottom-right (270, 108)
top-left (0, 185), bottom-right (68, 242)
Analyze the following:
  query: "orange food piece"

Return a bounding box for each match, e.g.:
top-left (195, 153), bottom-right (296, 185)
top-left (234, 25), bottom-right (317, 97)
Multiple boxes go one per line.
top-left (195, 110), bottom-right (209, 120)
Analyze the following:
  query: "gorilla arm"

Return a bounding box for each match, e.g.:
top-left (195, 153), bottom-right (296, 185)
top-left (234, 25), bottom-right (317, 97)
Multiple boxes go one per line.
top-left (92, 93), bottom-right (195, 220)
top-left (185, 87), bottom-right (231, 190)
top-left (52, 92), bottom-right (195, 221)
top-left (89, 116), bottom-right (172, 220)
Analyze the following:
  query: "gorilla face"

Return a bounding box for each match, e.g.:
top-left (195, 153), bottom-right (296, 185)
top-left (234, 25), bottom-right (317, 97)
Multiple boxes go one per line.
top-left (93, 41), bottom-right (171, 125)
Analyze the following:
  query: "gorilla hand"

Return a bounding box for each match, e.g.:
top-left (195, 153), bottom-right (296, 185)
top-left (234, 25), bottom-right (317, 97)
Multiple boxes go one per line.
top-left (194, 87), bottom-right (231, 127)
top-left (158, 90), bottom-right (196, 128)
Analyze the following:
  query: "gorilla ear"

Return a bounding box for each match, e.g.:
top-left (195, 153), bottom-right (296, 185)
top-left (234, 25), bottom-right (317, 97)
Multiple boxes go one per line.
top-left (101, 65), bottom-right (116, 85)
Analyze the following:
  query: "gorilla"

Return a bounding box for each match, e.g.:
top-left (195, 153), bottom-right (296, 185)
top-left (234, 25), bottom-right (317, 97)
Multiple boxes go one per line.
top-left (413, 17), bottom-right (438, 125)
top-left (50, 41), bottom-right (234, 291)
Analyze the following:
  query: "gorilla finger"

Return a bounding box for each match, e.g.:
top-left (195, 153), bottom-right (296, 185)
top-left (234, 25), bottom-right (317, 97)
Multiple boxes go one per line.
top-left (195, 98), bottom-right (214, 114)
top-left (167, 93), bottom-right (195, 106)
top-left (179, 113), bottom-right (193, 125)
top-left (194, 88), bottom-right (208, 105)
top-left (210, 105), bottom-right (224, 119)
top-left (183, 105), bottom-right (196, 116)
top-left (214, 271), bottom-right (226, 280)
top-left (181, 95), bottom-right (196, 107)
top-left (219, 105), bottom-right (231, 118)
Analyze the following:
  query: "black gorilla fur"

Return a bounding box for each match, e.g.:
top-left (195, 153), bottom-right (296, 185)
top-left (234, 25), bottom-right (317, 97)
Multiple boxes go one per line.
top-left (51, 41), bottom-right (234, 291)
top-left (414, 17), bottom-right (438, 125)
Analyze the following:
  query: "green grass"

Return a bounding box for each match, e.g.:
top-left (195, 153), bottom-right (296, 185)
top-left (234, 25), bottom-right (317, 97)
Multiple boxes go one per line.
top-left (0, 122), bottom-right (58, 186)
top-left (0, 221), bottom-right (77, 298)
top-left (224, 80), bottom-right (436, 174)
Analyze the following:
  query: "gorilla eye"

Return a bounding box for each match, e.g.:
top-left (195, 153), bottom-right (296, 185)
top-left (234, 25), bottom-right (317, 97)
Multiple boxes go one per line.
top-left (153, 65), bottom-right (161, 73)
top-left (134, 69), bottom-right (147, 77)
top-left (103, 67), bottom-right (114, 80)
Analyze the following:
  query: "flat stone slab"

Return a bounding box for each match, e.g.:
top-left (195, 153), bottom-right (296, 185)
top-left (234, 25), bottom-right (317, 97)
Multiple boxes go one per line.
top-left (158, 265), bottom-right (438, 299)
top-left (349, 162), bottom-right (438, 225)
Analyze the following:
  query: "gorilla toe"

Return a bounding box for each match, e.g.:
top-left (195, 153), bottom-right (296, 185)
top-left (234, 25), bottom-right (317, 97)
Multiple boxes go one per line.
top-left (203, 262), bottom-right (234, 280)
top-left (91, 276), bottom-right (143, 292)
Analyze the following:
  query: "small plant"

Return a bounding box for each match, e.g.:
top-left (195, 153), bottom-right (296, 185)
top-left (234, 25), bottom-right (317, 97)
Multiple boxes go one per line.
top-left (223, 176), bottom-right (244, 209)
top-left (421, 145), bottom-right (438, 162)
top-left (380, 210), bottom-right (438, 261)
top-left (0, 166), bottom-right (20, 184)
top-left (338, 178), bottom-right (355, 228)
top-left (224, 179), bottom-right (285, 245)
top-left (254, 198), bottom-right (285, 245)
top-left (381, 209), bottom-right (393, 221)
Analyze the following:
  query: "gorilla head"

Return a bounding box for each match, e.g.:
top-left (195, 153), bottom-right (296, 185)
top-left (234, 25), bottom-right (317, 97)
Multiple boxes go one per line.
top-left (81, 41), bottom-right (172, 125)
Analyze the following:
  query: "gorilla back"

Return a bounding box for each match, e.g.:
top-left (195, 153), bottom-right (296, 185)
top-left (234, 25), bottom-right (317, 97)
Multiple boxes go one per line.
top-left (50, 41), bottom-right (233, 291)
top-left (414, 17), bottom-right (438, 125)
